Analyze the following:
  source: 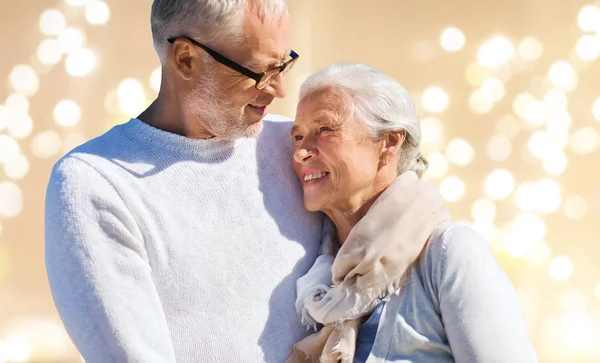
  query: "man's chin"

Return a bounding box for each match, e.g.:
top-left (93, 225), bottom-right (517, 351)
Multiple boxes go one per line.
top-left (244, 120), bottom-right (264, 137)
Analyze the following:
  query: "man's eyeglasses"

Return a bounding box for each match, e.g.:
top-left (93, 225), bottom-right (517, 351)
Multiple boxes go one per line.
top-left (167, 36), bottom-right (299, 90)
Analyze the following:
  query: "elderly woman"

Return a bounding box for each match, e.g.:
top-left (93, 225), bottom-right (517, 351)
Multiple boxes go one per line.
top-left (287, 64), bottom-right (536, 363)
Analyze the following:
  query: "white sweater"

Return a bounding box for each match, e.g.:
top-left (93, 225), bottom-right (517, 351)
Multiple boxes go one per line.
top-left (45, 117), bottom-right (324, 363)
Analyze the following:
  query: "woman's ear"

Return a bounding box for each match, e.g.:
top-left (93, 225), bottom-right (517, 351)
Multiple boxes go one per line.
top-left (379, 130), bottom-right (404, 167)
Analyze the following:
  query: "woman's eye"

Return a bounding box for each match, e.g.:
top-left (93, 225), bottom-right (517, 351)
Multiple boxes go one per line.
top-left (294, 135), bottom-right (303, 141)
top-left (319, 126), bottom-right (333, 133)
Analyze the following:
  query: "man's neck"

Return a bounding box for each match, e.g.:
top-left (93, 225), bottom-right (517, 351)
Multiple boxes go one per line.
top-left (138, 91), bottom-right (215, 140)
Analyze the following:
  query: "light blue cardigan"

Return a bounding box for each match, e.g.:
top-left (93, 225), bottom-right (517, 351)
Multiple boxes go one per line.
top-left (359, 222), bottom-right (537, 363)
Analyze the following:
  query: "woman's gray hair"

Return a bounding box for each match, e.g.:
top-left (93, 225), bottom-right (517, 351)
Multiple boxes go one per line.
top-left (299, 63), bottom-right (428, 177)
top-left (151, 0), bottom-right (288, 64)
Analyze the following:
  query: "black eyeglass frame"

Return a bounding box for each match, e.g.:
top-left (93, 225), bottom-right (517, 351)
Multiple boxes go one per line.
top-left (167, 36), bottom-right (299, 90)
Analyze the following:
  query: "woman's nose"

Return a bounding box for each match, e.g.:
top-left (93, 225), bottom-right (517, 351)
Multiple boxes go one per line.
top-left (293, 142), bottom-right (315, 164)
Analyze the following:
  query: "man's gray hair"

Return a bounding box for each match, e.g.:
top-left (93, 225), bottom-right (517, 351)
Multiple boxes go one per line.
top-left (151, 0), bottom-right (288, 64)
top-left (299, 63), bottom-right (428, 177)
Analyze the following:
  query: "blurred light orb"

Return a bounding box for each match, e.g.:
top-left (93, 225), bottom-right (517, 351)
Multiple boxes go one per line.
top-left (503, 213), bottom-right (547, 258)
top-left (0, 135), bottom-right (20, 164)
top-left (439, 176), bottom-right (466, 202)
top-left (496, 114), bottom-right (521, 139)
top-left (549, 256), bottom-right (574, 282)
top-left (577, 5), bottom-right (600, 32)
top-left (528, 131), bottom-right (554, 159)
top-left (515, 182), bottom-right (538, 211)
top-left (118, 78), bottom-right (147, 116)
top-left (593, 97), bottom-right (600, 122)
top-left (440, 26), bottom-right (466, 52)
top-left (0, 182), bottom-right (23, 218)
top-left (31, 131), bottom-right (62, 159)
top-left (65, 48), bottom-right (96, 77)
top-left (526, 241), bottom-right (551, 266)
top-left (542, 149), bottom-right (568, 176)
top-left (66, 0), bottom-right (93, 6)
top-left (484, 169), bottom-right (516, 200)
top-left (548, 61), bottom-right (578, 93)
top-left (564, 195), bottom-right (588, 220)
top-left (9, 65), bottom-right (40, 96)
top-left (54, 100), bottom-right (82, 127)
top-left (39, 9), bottom-right (66, 36)
top-left (569, 127), bottom-right (600, 154)
top-left (468, 89), bottom-right (494, 114)
top-left (523, 100), bottom-right (547, 127)
top-left (477, 35), bottom-right (514, 68)
top-left (575, 34), bottom-right (600, 61)
top-left (0, 105), bottom-right (6, 132)
top-left (517, 36), bottom-right (543, 61)
top-left (421, 86), bottom-right (449, 113)
top-left (3, 335), bottom-right (32, 362)
top-left (58, 28), bottom-right (85, 54)
top-left (150, 67), bottom-right (162, 93)
top-left (445, 138), bottom-right (474, 166)
top-left (471, 198), bottom-right (496, 221)
top-left (7, 113), bottom-right (34, 139)
top-left (481, 77), bottom-right (505, 102)
top-left (85, 1), bottom-right (111, 25)
top-left (5, 93), bottom-right (30, 114)
top-left (536, 178), bottom-right (562, 214)
top-left (513, 92), bottom-right (536, 120)
top-left (37, 39), bottom-right (63, 65)
top-left (465, 62), bottom-right (489, 87)
top-left (544, 89), bottom-right (568, 110)
top-left (420, 117), bottom-right (444, 144)
top-left (487, 135), bottom-right (512, 162)
top-left (4, 153), bottom-right (30, 180)
top-left (424, 152), bottom-right (448, 179)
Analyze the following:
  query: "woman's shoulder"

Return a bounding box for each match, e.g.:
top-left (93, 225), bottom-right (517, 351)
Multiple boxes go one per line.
top-left (416, 222), bottom-right (496, 285)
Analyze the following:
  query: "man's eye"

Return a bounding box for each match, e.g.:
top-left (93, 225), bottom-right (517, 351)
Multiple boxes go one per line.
top-left (294, 135), bottom-right (303, 141)
top-left (319, 126), bottom-right (333, 133)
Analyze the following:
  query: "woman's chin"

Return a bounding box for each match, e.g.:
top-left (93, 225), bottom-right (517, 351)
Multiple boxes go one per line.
top-left (303, 197), bottom-right (324, 212)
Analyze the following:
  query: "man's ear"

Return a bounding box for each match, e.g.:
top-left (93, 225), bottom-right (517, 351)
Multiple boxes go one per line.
top-left (169, 39), bottom-right (202, 81)
top-left (379, 130), bottom-right (404, 167)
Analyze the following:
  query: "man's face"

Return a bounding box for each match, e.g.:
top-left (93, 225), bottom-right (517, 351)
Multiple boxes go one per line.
top-left (185, 11), bottom-right (293, 139)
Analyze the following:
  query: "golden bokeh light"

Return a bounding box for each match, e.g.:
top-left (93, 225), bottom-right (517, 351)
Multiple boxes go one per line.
top-left (517, 36), bottom-right (544, 61)
top-left (31, 131), bottom-right (62, 159)
top-left (569, 126), bottom-right (600, 155)
top-left (477, 35), bottom-right (514, 69)
top-left (564, 195), bottom-right (588, 220)
top-left (465, 62), bottom-right (489, 87)
top-left (439, 175), bottom-right (466, 202)
top-left (65, 48), bottom-right (97, 77)
top-left (593, 97), bottom-right (600, 122)
top-left (439, 26), bottom-right (466, 52)
top-left (548, 60), bottom-right (578, 93)
top-left (577, 5), bottom-right (600, 32)
top-left (445, 138), bottom-right (474, 166)
top-left (484, 169), bottom-right (516, 200)
top-left (496, 114), bottom-right (521, 139)
top-left (424, 152), bottom-right (449, 179)
top-left (85, 1), bottom-right (111, 26)
top-left (118, 78), bottom-right (147, 116)
top-left (4, 153), bottom-right (30, 180)
top-left (0, 181), bottom-right (23, 218)
top-left (468, 89), bottom-right (494, 114)
top-left (575, 34), bottom-right (600, 62)
top-left (487, 135), bottom-right (512, 162)
top-left (8, 65), bottom-right (39, 96)
top-left (471, 197), bottom-right (496, 221)
top-left (526, 241), bottom-right (551, 266)
top-left (53, 100), bottom-right (82, 127)
top-left (37, 39), bottom-right (63, 66)
top-left (421, 86), bottom-right (449, 113)
top-left (58, 28), bottom-right (85, 54)
top-left (549, 255), bottom-right (574, 282)
top-left (39, 9), bottom-right (66, 36)
top-left (1, 335), bottom-right (33, 362)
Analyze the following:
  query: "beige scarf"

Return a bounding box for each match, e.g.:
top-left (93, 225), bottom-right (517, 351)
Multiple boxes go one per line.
top-left (287, 171), bottom-right (451, 363)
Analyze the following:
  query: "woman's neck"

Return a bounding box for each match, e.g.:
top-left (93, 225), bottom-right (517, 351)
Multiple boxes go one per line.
top-left (326, 179), bottom-right (393, 245)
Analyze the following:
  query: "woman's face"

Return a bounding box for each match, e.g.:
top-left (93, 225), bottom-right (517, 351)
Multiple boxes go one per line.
top-left (291, 87), bottom-right (387, 213)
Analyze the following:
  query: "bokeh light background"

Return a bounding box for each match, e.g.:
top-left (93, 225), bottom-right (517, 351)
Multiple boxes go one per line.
top-left (1, 0), bottom-right (600, 362)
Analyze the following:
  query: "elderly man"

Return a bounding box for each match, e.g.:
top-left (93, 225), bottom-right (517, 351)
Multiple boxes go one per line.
top-left (45, 1), bottom-right (413, 362)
